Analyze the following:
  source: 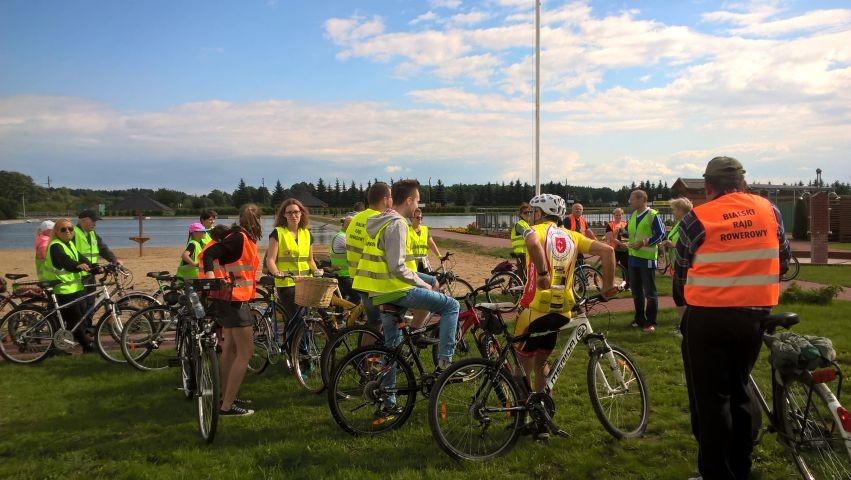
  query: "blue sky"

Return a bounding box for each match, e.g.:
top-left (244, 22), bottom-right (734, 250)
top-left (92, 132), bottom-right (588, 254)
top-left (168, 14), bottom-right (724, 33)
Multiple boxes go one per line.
top-left (1, 0), bottom-right (849, 193)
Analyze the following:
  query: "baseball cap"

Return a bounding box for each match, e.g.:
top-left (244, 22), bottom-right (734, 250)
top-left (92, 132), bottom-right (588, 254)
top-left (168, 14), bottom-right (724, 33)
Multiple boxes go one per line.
top-left (78, 209), bottom-right (102, 221)
top-left (188, 222), bottom-right (209, 233)
top-left (703, 156), bottom-right (746, 177)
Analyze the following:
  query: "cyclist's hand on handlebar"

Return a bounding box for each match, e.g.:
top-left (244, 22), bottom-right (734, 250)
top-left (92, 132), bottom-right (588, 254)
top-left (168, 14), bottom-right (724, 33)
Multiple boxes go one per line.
top-left (78, 263), bottom-right (91, 272)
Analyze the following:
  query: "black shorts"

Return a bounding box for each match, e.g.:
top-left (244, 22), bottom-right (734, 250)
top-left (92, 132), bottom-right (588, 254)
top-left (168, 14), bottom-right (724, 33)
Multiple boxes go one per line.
top-left (212, 300), bottom-right (254, 328)
top-left (516, 312), bottom-right (569, 356)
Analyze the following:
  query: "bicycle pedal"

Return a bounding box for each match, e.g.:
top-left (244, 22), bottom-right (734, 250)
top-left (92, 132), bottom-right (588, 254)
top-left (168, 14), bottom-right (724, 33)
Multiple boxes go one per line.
top-left (167, 357), bottom-right (181, 368)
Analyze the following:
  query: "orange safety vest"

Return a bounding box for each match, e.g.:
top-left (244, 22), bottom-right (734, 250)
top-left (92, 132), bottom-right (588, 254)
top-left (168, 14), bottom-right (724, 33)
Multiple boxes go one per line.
top-left (607, 220), bottom-right (626, 249)
top-left (568, 215), bottom-right (588, 235)
top-left (197, 232), bottom-right (260, 302)
top-left (684, 192), bottom-right (780, 307)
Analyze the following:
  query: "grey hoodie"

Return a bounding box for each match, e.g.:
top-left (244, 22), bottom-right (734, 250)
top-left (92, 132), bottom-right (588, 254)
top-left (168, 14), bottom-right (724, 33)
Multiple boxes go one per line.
top-left (365, 209), bottom-right (431, 290)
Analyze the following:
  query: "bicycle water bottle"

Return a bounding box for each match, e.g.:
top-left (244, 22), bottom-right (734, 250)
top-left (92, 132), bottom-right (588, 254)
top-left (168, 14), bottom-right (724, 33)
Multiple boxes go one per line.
top-left (549, 265), bottom-right (567, 312)
top-left (187, 287), bottom-right (206, 320)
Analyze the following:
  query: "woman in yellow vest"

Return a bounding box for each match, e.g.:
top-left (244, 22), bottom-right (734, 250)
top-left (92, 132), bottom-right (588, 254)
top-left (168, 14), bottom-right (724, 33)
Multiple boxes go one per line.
top-left (409, 208), bottom-right (442, 273)
top-left (176, 222), bottom-right (209, 281)
top-left (264, 198), bottom-right (318, 324)
top-left (510, 203), bottom-right (532, 273)
top-left (44, 218), bottom-right (94, 351)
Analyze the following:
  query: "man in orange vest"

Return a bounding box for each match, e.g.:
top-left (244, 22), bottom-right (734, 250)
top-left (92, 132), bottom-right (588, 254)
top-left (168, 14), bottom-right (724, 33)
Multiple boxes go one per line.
top-left (564, 203), bottom-right (598, 241)
top-left (675, 157), bottom-right (790, 480)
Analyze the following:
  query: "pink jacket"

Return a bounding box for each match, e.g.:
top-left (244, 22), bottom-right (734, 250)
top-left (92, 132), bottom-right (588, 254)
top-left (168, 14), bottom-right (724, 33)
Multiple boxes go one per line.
top-left (35, 232), bottom-right (52, 260)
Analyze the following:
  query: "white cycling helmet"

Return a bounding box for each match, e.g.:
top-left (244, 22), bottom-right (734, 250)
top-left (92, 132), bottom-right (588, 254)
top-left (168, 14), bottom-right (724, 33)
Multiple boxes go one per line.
top-left (529, 193), bottom-right (567, 218)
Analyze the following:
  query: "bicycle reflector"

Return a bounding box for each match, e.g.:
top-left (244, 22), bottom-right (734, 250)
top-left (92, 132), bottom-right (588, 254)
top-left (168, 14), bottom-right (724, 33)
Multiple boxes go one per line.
top-left (837, 406), bottom-right (851, 433)
top-left (812, 368), bottom-right (837, 384)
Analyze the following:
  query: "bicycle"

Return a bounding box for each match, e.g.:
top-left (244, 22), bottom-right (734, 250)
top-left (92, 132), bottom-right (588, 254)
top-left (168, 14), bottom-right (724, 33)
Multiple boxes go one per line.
top-left (485, 255), bottom-right (525, 309)
top-left (427, 252), bottom-right (475, 301)
top-left (0, 274), bottom-right (48, 318)
top-left (0, 264), bottom-right (158, 364)
top-left (427, 290), bottom-right (648, 461)
top-left (781, 254), bottom-right (801, 282)
top-left (748, 312), bottom-right (851, 479)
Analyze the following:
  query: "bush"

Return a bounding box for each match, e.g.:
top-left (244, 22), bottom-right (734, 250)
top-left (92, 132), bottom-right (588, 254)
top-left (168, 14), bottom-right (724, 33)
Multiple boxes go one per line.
top-left (780, 282), bottom-right (843, 305)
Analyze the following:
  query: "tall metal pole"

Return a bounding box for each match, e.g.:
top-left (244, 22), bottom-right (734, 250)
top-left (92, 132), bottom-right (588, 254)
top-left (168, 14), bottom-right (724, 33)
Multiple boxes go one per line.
top-left (534, 0), bottom-right (541, 195)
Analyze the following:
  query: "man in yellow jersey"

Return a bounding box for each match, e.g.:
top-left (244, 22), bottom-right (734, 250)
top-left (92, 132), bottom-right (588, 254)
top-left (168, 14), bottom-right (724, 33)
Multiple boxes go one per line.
top-left (347, 182), bottom-right (392, 327)
top-left (516, 193), bottom-right (616, 397)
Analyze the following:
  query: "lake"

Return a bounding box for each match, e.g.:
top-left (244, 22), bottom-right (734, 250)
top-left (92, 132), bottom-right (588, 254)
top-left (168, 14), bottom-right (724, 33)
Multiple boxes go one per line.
top-left (0, 215), bottom-right (476, 249)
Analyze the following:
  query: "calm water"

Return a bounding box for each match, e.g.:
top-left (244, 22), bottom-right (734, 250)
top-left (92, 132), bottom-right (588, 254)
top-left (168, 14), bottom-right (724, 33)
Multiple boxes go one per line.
top-left (0, 215), bottom-right (476, 250)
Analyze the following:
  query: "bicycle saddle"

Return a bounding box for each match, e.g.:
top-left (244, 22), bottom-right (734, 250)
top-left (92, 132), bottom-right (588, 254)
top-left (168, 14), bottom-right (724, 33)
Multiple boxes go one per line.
top-left (475, 302), bottom-right (516, 313)
top-left (5, 273), bottom-right (28, 280)
top-left (146, 271), bottom-right (170, 279)
top-left (37, 280), bottom-right (62, 289)
top-left (763, 312), bottom-right (799, 333)
top-left (259, 275), bottom-right (276, 288)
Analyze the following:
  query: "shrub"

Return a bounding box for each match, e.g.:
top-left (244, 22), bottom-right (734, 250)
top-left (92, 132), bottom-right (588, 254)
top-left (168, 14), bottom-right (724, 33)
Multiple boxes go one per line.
top-left (780, 282), bottom-right (843, 305)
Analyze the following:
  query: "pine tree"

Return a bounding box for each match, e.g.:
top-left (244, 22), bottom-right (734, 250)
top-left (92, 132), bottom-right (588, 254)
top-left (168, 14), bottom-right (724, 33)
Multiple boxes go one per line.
top-left (434, 179), bottom-right (446, 205)
top-left (232, 178), bottom-right (250, 207)
top-left (271, 180), bottom-right (285, 207)
top-left (316, 178), bottom-right (327, 202)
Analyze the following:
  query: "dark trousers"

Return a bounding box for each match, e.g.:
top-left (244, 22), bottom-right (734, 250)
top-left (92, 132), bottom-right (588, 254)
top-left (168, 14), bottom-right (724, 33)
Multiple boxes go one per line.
top-left (82, 274), bottom-right (97, 315)
top-left (681, 307), bottom-right (764, 480)
top-left (628, 265), bottom-right (657, 326)
top-left (357, 290), bottom-right (380, 328)
top-left (276, 287), bottom-right (304, 345)
top-left (55, 291), bottom-right (93, 349)
top-left (337, 276), bottom-right (357, 304)
top-left (615, 250), bottom-right (629, 287)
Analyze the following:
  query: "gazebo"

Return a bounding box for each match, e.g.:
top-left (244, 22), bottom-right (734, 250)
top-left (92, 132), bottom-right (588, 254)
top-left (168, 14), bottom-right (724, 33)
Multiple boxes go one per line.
top-left (110, 194), bottom-right (173, 256)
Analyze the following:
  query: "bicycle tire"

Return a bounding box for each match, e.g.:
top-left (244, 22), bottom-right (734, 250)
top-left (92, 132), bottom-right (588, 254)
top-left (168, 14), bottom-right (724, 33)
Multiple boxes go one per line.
top-left (485, 271), bottom-right (524, 309)
top-left (291, 316), bottom-right (333, 393)
top-left (0, 306), bottom-right (54, 364)
top-left (327, 344), bottom-right (417, 436)
top-left (442, 276), bottom-right (475, 302)
top-left (178, 332), bottom-right (195, 400)
top-left (247, 307), bottom-right (272, 375)
top-left (428, 357), bottom-right (524, 461)
top-left (320, 325), bottom-right (382, 387)
top-left (587, 344), bottom-right (649, 439)
top-left (781, 256), bottom-right (801, 282)
top-left (196, 342), bottom-right (220, 444)
top-left (573, 264), bottom-right (602, 303)
top-left (94, 303), bottom-right (141, 363)
top-left (430, 322), bottom-right (481, 367)
top-left (776, 376), bottom-right (851, 479)
top-left (121, 305), bottom-right (178, 371)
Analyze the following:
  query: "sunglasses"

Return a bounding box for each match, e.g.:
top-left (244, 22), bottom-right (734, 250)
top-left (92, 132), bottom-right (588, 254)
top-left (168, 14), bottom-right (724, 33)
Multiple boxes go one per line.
top-left (59, 227), bottom-right (73, 233)
top-left (285, 210), bottom-right (302, 216)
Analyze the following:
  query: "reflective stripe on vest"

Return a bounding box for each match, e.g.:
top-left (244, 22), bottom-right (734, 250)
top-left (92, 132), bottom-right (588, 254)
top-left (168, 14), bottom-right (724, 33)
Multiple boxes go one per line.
top-left (176, 239), bottom-right (202, 280)
top-left (43, 239), bottom-right (84, 295)
top-left (518, 222), bottom-right (580, 315)
top-left (684, 192), bottom-right (780, 307)
top-left (410, 225), bottom-right (429, 258)
top-left (197, 233), bottom-right (259, 302)
top-left (73, 226), bottom-right (99, 276)
top-left (510, 219), bottom-right (530, 254)
top-left (275, 227), bottom-right (310, 288)
top-left (352, 218), bottom-right (415, 295)
top-left (346, 208), bottom-right (379, 269)
top-left (330, 230), bottom-right (350, 277)
top-left (628, 209), bottom-right (659, 260)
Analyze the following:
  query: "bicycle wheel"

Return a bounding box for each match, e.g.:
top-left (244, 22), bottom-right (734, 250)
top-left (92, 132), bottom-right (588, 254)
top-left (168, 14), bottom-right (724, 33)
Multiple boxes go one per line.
top-left (485, 271), bottom-right (524, 309)
top-left (196, 342), bottom-right (220, 444)
top-left (0, 307), bottom-right (54, 364)
top-left (327, 345), bottom-right (417, 435)
top-left (430, 322), bottom-right (480, 366)
top-left (442, 276), bottom-right (475, 302)
top-left (247, 308), bottom-right (272, 375)
top-left (428, 358), bottom-right (524, 461)
top-left (95, 302), bottom-right (143, 363)
top-left (321, 325), bottom-right (382, 387)
top-left (121, 305), bottom-right (178, 371)
top-left (781, 256), bottom-right (801, 282)
top-left (291, 316), bottom-right (333, 393)
top-left (587, 344), bottom-right (649, 439)
top-left (777, 377), bottom-right (851, 479)
top-left (577, 265), bottom-right (602, 297)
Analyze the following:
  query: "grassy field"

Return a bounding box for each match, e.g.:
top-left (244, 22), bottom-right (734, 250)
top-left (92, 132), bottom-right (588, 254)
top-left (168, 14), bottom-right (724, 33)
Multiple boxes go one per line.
top-left (796, 265), bottom-right (851, 288)
top-left (831, 243), bottom-right (851, 251)
top-left (2, 301), bottom-right (850, 479)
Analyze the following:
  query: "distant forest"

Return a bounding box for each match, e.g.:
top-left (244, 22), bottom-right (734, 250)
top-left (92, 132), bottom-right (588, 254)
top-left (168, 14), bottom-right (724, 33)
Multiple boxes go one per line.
top-left (1, 170), bottom-right (848, 220)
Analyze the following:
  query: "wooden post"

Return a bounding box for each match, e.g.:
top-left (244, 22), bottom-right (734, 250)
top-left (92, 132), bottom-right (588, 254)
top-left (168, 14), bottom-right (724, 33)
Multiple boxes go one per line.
top-left (129, 209), bottom-right (151, 257)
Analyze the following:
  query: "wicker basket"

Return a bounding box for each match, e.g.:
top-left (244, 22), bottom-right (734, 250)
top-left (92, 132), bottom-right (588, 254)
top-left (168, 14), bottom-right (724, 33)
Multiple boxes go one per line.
top-left (294, 276), bottom-right (338, 308)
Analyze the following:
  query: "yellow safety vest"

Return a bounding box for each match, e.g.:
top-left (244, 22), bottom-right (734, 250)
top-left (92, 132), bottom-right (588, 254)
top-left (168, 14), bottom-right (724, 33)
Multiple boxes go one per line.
top-left (410, 225), bottom-right (429, 259)
top-left (73, 225), bottom-right (99, 277)
top-left (352, 218), bottom-right (415, 295)
top-left (43, 239), bottom-right (85, 295)
top-left (345, 208), bottom-right (379, 270)
top-left (510, 219), bottom-right (530, 254)
top-left (628, 208), bottom-right (659, 260)
top-left (275, 227), bottom-right (311, 288)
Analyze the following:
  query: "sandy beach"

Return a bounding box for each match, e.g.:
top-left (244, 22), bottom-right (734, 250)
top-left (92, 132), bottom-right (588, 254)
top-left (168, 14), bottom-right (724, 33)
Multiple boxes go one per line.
top-left (0, 245), bottom-right (503, 291)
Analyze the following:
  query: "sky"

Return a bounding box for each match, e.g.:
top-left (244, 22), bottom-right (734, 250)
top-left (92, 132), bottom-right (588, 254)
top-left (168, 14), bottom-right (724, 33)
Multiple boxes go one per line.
top-left (0, 0), bottom-right (849, 194)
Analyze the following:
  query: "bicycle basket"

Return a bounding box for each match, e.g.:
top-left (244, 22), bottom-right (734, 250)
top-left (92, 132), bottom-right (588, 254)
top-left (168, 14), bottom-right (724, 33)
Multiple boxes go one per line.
top-left (294, 276), bottom-right (338, 308)
top-left (765, 332), bottom-right (837, 372)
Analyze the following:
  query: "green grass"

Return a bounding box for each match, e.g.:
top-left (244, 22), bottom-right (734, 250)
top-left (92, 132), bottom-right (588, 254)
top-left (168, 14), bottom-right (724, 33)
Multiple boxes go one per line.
top-left (796, 265), bottom-right (851, 287)
top-left (831, 243), bottom-right (851, 251)
top-left (2, 302), bottom-right (851, 479)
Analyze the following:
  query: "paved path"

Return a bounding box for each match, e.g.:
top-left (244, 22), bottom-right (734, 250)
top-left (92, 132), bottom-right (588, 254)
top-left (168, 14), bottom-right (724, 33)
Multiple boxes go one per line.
top-left (431, 229), bottom-right (511, 248)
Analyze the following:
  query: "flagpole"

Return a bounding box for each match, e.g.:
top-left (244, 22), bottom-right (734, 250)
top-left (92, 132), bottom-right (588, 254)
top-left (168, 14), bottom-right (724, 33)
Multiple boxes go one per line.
top-left (534, 0), bottom-right (541, 196)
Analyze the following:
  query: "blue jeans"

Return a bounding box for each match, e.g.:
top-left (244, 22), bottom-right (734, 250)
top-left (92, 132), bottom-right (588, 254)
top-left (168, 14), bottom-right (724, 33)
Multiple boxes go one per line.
top-left (629, 265), bottom-right (658, 326)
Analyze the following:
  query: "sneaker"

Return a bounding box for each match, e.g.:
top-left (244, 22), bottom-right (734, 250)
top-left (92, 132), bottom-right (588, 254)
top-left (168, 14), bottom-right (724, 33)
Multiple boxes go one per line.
top-left (630, 321), bottom-right (640, 328)
top-left (219, 405), bottom-right (254, 417)
top-left (673, 326), bottom-right (683, 339)
top-left (642, 325), bottom-right (656, 333)
top-left (372, 404), bottom-right (404, 426)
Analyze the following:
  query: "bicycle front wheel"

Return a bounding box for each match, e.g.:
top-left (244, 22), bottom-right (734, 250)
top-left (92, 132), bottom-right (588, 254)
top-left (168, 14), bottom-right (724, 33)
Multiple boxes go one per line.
top-left (428, 358), bottom-right (524, 461)
top-left (777, 377), bottom-right (851, 480)
top-left (291, 317), bottom-right (332, 393)
top-left (94, 302), bottom-right (142, 363)
top-left (247, 308), bottom-right (272, 375)
top-left (321, 325), bottom-right (382, 387)
top-left (485, 271), bottom-right (524, 309)
top-left (587, 344), bottom-right (649, 439)
top-left (442, 276), bottom-right (475, 302)
top-left (327, 345), bottom-right (417, 436)
top-left (121, 305), bottom-right (178, 371)
top-left (196, 343), bottom-right (220, 444)
top-left (781, 256), bottom-right (801, 282)
top-left (0, 307), bottom-right (54, 364)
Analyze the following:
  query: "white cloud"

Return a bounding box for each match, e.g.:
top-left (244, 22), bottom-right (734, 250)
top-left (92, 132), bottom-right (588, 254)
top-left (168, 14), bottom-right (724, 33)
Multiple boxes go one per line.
top-left (410, 11), bottom-right (438, 25)
top-left (448, 10), bottom-right (491, 26)
top-left (703, 5), bottom-right (851, 37)
top-left (429, 0), bottom-right (462, 9)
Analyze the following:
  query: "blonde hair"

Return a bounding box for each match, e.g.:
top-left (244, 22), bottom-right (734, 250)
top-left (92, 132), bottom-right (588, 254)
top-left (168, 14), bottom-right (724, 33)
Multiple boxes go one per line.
top-left (670, 197), bottom-right (693, 214)
top-left (53, 218), bottom-right (73, 237)
top-left (612, 208), bottom-right (623, 216)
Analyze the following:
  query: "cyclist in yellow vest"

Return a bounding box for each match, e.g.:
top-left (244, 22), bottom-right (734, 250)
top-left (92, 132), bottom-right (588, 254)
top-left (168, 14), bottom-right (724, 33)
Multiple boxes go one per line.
top-left (409, 208), bottom-right (441, 273)
top-left (352, 179), bottom-right (459, 420)
top-left (176, 222), bottom-right (209, 281)
top-left (625, 190), bottom-right (666, 333)
top-left (516, 194), bottom-right (615, 394)
top-left (330, 216), bottom-right (357, 302)
top-left (75, 209), bottom-right (121, 313)
top-left (510, 203), bottom-right (532, 272)
top-left (265, 198), bottom-right (318, 324)
top-left (347, 182), bottom-right (393, 327)
top-left (45, 218), bottom-right (95, 351)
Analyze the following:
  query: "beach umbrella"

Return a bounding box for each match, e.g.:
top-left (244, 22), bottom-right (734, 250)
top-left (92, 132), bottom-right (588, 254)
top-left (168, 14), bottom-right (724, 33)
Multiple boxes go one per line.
top-left (110, 194), bottom-right (173, 256)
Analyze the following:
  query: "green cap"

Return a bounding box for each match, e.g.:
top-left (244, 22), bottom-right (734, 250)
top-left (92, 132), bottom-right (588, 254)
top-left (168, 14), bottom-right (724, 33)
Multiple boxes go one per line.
top-left (703, 156), bottom-right (745, 177)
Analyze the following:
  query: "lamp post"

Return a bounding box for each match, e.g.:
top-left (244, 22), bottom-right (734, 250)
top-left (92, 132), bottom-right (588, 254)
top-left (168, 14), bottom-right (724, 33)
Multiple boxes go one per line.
top-left (534, 0), bottom-right (541, 196)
